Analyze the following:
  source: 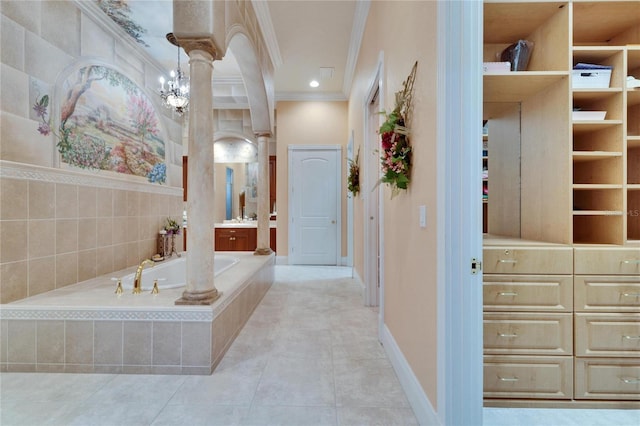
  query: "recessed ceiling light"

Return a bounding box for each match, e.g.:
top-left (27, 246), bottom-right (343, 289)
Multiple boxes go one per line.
top-left (309, 80), bottom-right (320, 88)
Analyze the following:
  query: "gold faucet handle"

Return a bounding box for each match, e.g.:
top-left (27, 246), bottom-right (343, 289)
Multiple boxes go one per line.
top-left (151, 280), bottom-right (160, 295)
top-left (112, 278), bottom-right (123, 295)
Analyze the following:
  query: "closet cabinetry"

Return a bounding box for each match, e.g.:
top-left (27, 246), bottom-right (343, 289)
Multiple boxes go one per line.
top-left (483, 0), bottom-right (640, 407)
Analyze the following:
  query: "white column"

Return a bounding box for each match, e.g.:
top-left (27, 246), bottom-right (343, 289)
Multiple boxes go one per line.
top-left (254, 133), bottom-right (273, 255)
top-left (175, 48), bottom-right (220, 305)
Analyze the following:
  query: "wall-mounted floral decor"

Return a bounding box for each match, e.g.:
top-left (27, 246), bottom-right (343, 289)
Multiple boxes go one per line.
top-left (34, 65), bottom-right (166, 183)
top-left (379, 61), bottom-right (417, 198)
top-left (347, 146), bottom-right (360, 197)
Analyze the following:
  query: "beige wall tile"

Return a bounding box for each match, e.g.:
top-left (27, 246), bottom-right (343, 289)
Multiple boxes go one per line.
top-left (126, 191), bottom-right (139, 217)
top-left (126, 217), bottom-right (139, 242)
top-left (55, 184), bottom-right (78, 219)
top-left (64, 321), bottom-right (93, 364)
top-left (96, 187), bottom-right (113, 217)
top-left (0, 63), bottom-right (29, 118)
top-left (55, 219), bottom-right (78, 254)
top-left (28, 219), bottom-right (55, 258)
top-left (94, 321), bottom-right (123, 365)
top-left (78, 186), bottom-right (97, 218)
top-left (152, 322), bottom-right (181, 366)
top-left (96, 247), bottom-right (114, 277)
top-left (78, 218), bottom-right (97, 250)
top-left (0, 320), bottom-right (8, 363)
top-left (28, 181), bottom-right (55, 219)
top-left (0, 260), bottom-right (27, 303)
top-left (8, 320), bottom-right (36, 363)
top-left (140, 216), bottom-right (159, 241)
top-left (112, 217), bottom-right (128, 244)
top-left (96, 217), bottom-right (113, 247)
top-left (126, 242), bottom-right (139, 267)
top-left (0, 220), bottom-right (27, 263)
top-left (123, 321), bottom-right (151, 366)
top-left (139, 239), bottom-right (156, 261)
top-left (0, 178), bottom-right (28, 220)
top-left (113, 244), bottom-right (127, 271)
top-left (1, 112), bottom-right (54, 167)
top-left (36, 320), bottom-right (64, 364)
top-left (181, 322), bottom-right (211, 367)
top-left (25, 30), bottom-right (73, 84)
top-left (78, 249), bottom-right (96, 282)
top-left (1, 15), bottom-right (26, 70)
top-left (55, 252), bottom-right (77, 288)
top-left (28, 256), bottom-right (55, 296)
top-left (41, 1), bottom-right (80, 56)
top-left (0, 1), bottom-right (41, 35)
top-left (113, 190), bottom-right (127, 217)
top-left (80, 13), bottom-right (114, 61)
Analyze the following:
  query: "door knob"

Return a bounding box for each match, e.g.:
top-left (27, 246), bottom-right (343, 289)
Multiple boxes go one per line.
top-left (331, 220), bottom-right (336, 224)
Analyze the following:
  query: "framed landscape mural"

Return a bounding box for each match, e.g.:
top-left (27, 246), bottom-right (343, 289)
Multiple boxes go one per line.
top-left (35, 65), bottom-right (167, 183)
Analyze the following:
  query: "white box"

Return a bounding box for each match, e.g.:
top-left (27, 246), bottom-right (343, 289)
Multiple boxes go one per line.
top-left (483, 62), bottom-right (511, 73)
top-left (572, 111), bottom-right (606, 121)
top-left (572, 69), bottom-right (612, 89)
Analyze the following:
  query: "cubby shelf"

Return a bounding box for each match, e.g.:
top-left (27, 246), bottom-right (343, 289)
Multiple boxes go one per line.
top-left (572, 210), bottom-right (623, 216)
top-left (573, 184), bottom-right (623, 190)
top-left (628, 136), bottom-right (640, 148)
top-left (628, 90), bottom-right (640, 107)
top-left (573, 89), bottom-right (622, 101)
top-left (572, 151), bottom-right (622, 161)
top-left (484, 72), bottom-right (569, 103)
top-left (572, 120), bottom-right (623, 132)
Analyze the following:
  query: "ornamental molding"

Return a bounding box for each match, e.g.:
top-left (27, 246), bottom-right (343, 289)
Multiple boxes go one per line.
top-left (0, 307), bottom-right (212, 322)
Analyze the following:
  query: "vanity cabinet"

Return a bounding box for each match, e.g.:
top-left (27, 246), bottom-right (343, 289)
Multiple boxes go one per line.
top-left (214, 227), bottom-right (277, 252)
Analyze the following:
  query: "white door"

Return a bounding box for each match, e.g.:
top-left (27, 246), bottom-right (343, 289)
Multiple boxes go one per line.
top-left (288, 146), bottom-right (341, 265)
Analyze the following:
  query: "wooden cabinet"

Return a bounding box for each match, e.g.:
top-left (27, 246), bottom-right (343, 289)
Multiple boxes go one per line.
top-left (214, 227), bottom-right (277, 252)
top-left (269, 155), bottom-right (277, 214)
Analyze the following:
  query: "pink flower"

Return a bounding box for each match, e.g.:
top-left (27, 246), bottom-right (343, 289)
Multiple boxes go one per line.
top-left (37, 122), bottom-right (51, 136)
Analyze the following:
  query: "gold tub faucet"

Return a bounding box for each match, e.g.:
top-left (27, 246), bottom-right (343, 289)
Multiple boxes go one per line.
top-left (133, 259), bottom-right (154, 294)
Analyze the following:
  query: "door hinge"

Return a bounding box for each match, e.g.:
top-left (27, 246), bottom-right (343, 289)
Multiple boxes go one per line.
top-left (471, 258), bottom-right (482, 275)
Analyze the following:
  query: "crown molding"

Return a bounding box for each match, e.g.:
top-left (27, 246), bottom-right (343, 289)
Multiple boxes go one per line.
top-left (342, 0), bottom-right (370, 98)
top-left (276, 91), bottom-right (347, 102)
top-left (251, 0), bottom-right (283, 69)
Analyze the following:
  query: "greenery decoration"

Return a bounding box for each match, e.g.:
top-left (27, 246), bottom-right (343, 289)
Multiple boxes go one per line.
top-left (347, 147), bottom-right (360, 197)
top-left (379, 61), bottom-right (417, 197)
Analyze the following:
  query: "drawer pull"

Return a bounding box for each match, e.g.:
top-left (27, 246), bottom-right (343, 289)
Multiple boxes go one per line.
top-left (621, 260), bottom-right (640, 264)
top-left (621, 292), bottom-right (640, 298)
top-left (498, 332), bottom-right (518, 338)
top-left (497, 291), bottom-right (518, 297)
top-left (622, 335), bottom-right (640, 340)
top-left (498, 259), bottom-right (518, 264)
top-left (498, 375), bottom-right (519, 382)
top-left (229, 237), bottom-right (236, 241)
top-left (620, 377), bottom-right (640, 384)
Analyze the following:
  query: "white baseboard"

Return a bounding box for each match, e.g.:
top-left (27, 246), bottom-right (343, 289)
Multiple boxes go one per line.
top-left (275, 256), bottom-right (288, 265)
top-left (352, 267), bottom-right (364, 289)
top-left (380, 324), bottom-right (440, 426)
top-left (341, 256), bottom-right (349, 266)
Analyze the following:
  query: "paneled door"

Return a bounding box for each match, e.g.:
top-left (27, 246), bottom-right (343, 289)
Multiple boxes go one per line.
top-left (288, 146), bottom-right (341, 265)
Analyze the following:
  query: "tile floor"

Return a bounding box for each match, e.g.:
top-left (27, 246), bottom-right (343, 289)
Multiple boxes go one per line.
top-left (1, 265), bottom-right (639, 426)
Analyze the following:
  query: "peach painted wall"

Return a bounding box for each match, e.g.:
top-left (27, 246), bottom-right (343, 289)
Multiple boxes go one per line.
top-left (275, 101), bottom-right (349, 258)
top-left (348, 1), bottom-right (440, 407)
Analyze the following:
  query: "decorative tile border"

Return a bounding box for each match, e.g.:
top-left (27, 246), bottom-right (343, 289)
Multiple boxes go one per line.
top-left (0, 160), bottom-right (182, 196)
top-left (0, 307), bottom-right (212, 322)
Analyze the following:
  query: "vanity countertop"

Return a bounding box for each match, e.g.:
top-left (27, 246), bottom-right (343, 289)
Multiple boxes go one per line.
top-left (215, 221), bottom-right (277, 229)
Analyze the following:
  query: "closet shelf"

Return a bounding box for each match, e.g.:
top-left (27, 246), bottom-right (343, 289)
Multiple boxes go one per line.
top-left (484, 72), bottom-right (568, 103)
top-left (572, 120), bottom-right (623, 132)
top-left (573, 210), bottom-right (624, 216)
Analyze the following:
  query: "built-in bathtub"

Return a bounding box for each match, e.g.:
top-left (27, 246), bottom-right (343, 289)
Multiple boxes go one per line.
top-left (0, 252), bottom-right (274, 375)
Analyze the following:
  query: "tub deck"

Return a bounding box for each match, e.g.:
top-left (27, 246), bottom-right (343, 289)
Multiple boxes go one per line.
top-left (0, 252), bottom-right (275, 375)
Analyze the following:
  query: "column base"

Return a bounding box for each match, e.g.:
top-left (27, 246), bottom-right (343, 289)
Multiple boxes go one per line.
top-left (254, 247), bottom-right (274, 256)
top-left (175, 288), bottom-right (222, 305)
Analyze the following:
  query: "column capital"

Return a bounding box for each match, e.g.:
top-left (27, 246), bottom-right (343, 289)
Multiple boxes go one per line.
top-left (255, 132), bottom-right (272, 139)
top-left (175, 37), bottom-right (220, 60)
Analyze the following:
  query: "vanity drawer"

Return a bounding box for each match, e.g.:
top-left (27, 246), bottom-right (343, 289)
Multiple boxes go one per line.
top-left (574, 247), bottom-right (640, 275)
top-left (484, 313), bottom-right (573, 355)
top-left (484, 355), bottom-right (573, 399)
top-left (574, 276), bottom-right (640, 312)
top-left (575, 358), bottom-right (640, 400)
top-left (483, 275), bottom-right (573, 312)
top-left (483, 247), bottom-right (573, 274)
top-left (575, 313), bottom-right (640, 357)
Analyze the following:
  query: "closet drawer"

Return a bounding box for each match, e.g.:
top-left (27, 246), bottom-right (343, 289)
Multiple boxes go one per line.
top-left (483, 247), bottom-right (573, 274)
top-left (484, 355), bottom-right (573, 399)
top-left (484, 313), bottom-right (573, 355)
top-left (574, 276), bottom-right (640, 312)
top-left (575, 358), bottom-right (640, 400)
top-left (574, 247), bottom-right (640, 275)
top-left (483, 275), bottom-right (573, 312)
top-left (575, 313), bottom-right (640, 357)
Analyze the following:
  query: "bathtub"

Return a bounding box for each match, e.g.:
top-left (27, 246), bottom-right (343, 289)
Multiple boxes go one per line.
top-left (121, 254), bottom-right (240, 290)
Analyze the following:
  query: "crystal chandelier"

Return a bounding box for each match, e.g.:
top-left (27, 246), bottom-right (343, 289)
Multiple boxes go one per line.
top-left (159, 33), bottom-right (189, 115)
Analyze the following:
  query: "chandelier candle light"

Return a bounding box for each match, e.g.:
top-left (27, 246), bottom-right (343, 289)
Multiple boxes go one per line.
top-left (159, 33), bottom-right (189, 115)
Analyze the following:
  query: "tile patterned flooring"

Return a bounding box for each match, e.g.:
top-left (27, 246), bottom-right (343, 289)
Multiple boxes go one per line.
top-left (1, 265), bottom-right (638, 425)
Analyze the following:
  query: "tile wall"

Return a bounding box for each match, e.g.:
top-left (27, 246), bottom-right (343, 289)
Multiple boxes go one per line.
top-left (0, 162), bottom-right (184, 304)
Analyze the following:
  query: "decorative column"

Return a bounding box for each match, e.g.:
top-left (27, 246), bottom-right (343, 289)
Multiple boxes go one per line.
top-left (254, 132), bottom-right (273, 255)
top-left (175, 41), bottom-right (221, 305)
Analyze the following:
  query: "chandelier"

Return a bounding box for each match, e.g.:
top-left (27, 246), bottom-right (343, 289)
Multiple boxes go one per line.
top-left (159, 33), bottom-right (189, 115)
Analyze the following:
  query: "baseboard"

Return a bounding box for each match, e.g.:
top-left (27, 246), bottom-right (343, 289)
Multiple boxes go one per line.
top-left (275, 256), bottom-right (288, 265)
top-left (380, 324), bottom-right (440, 426)
top-left (353, 267), bottom-right (364, 289)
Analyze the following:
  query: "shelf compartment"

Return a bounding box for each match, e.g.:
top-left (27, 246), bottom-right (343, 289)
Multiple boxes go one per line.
top-left (628, 190), bottom-right (640, 241)
top-left (572, 120), bottom-right (623, 133)
top-left (484, 72), bottom-right (568, 103)
top-left (573, 187), bottom-right (623, 212)
top-left (628, 90), bottom-right (640, 108)
top-left (573, 2), bottom-right (640, 45)
top-left (573, 214), bottom-right (624, 245)
top-left (573, 155), bottom-right (623, 185)
top-left (573, 88), bottom-right (623, 102)
top-left (572, 151), bottom-right (622, 162)
top-left (628, 104), bottom-right (640, 137)
top-left (628, 137), bottom-right (640, 149)
top-left (573, 125), bottom-right (623, 151)
top-left (572, 92), bottom-right (623, 120)
top-left (628, 146), bottom-right (640, 184)
top-left (572, 47), bottom-right (625, 89)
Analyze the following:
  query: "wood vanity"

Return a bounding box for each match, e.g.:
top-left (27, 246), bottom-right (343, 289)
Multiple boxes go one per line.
top-left (214, 223), bottom-right (276, 252)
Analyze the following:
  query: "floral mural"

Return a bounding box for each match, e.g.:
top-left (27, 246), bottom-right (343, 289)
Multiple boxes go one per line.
top-left (34, 65), bottom-right (166, 183)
